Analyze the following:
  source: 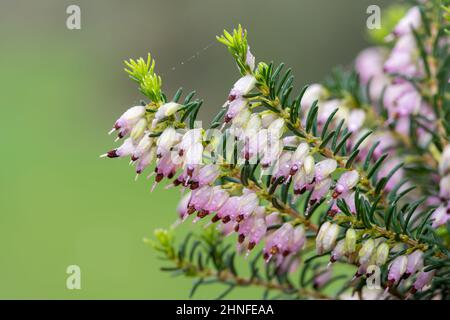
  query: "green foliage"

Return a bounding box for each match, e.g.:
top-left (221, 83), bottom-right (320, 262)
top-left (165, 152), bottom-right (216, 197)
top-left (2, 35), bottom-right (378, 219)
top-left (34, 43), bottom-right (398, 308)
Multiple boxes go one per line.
top-left (124, 53), bottom-right (164, 103)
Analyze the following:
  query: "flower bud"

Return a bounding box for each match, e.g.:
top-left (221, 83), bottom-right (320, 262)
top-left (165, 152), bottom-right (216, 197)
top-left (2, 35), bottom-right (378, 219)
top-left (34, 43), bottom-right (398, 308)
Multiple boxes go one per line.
top-left (316, 221), bottom-right (331, 254)
top-left (268, 118), bottom-right (285, 139)
top-left (321, 223), bottom-right (339, 252)
top-left (344, 228), bottom-right (357, 254)
top-left (155, 102), bottom-right (180, 120)
top-left (375, 242), bottom-right (389, 266)
top-left (132, 135), bottom-right (153, 160)
top-left (130, 118), bottom-right (148, 141)
top-left (359, 239), bottom-right (375, 265)
top-left (303, 155), bottom-right (315, 181)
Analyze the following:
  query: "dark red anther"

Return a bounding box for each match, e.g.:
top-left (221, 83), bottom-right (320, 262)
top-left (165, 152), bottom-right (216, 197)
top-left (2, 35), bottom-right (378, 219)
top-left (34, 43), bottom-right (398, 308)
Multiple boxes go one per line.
top-left (198, 209), bottom-right (209, 218)
top-left (211, 214), bottom-right (220, 223)
top-left (222, 216), bottom-right (231, 224)
top-left (332, 190), bottom-right (340, 199)
top-left (248, 242), bottom-right (256, 250)
top-left (238, 234), bottom-right (245, 243)
top-left (190, 181), bottom-right (199, 190)
top-left (187, 205), bottom-right (196, 215)
top-left (107, 150), bottom-right (119, 158)
top-left (155, 173), bottom-right (164, 182)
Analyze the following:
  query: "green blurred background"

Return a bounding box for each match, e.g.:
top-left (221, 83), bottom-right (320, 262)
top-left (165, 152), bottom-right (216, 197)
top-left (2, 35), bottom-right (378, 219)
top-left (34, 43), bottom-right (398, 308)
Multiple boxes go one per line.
top-left (0, 0), bottom-right (391, 299)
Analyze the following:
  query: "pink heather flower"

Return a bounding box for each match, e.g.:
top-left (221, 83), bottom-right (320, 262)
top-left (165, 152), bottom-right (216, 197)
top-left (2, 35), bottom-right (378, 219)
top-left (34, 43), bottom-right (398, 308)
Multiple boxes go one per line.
top-left (216, 196), bottom-right (240, 223)
top-left (293, 163), bottom-right (315, 195)
top-left (330, 239), bottom-right (346, 263)
top-left (177, 192), bottom-right (191, 221)
top-left (264, 223), bottom-right (293, 261)
top-left (439, 176), bottom-right (450, 200)
top-left (272, 152), bottom-right (292, 182)
top-left (191, 164), bottom-right (220, 189)
top-left (135, 147), bottom-right (156, 175)
top-left (287, 226), bottom-right (306, 254)
top-left (313, 269), bottom-right (332, 289)
top-left (289, 142), bottom-right (309, 176)
top-left (111, 105), bottom-right (146, 133)
top-left (347, 109), bottom-right (366, 132)
top-left (310, 178), bottom-right (332, 203)
top-left (431, 205), bottom-right (450, 228)
top-left (225, 98), bottom-right (247, 123)
top-left (377, 158), bottom-right (404, 191)
top-left (265, 212), bottom-right (282, 228)
top-left (156, 127), bottom-right (179, 158)
top-left (355, 47), bottom-right (386, 84)
top-left (246, 46), bottom-right (256, 71)
top-left (439, 145), bottom-right (450, 176)
top-left (261, 138), bottom-right (283, 169)
top-left (184, 142), bottom-right (203, 173)
top-left (334, 170), bottom-right (359, 198)
top-left (203, 187), bottom-right (229, 214)
top-left (237, 191), bottom-right (259, 221)
top-left (188, 186), bottom-right (213, 213)
top-left (410, 270), bottom-right (435, 294)
top-left (384, 82), bottom-right (420, 120)
top-left (300, 84), bottom-right (324, 114)
top-left (238, 207), bottom-right (267, 250)
top-left (217, 220), bottom-right (237, 236)
top-left (392, 6), bottom-right (421, 37)
top-left (343, 191), bottom-right (357, 214)
top-left (102, 137), bottom-right (136, 158)
top-left (387, 255), bottom-right (408, 287)
top-left (152, 152), bottom-right (179, 181)
top-left (228, 74), bottom-right (256, 101)
top-left (317, 99), bottom-right (340, 126)
top-left (368, 74), bottom-right (390, 102)
top-left (177, 129), bottom-right (203, 157)
top-left (314, 159), bottom-right (337, 182)
top-left (404, 250), bottom-right (424, 278)
top-left (231, 108), bottom-right (251, 129)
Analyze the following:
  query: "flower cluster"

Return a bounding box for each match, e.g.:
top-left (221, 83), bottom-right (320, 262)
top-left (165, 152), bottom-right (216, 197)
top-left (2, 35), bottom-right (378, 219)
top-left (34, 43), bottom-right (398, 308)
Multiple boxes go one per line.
top-left (103, 2), bottom-right (449, 300)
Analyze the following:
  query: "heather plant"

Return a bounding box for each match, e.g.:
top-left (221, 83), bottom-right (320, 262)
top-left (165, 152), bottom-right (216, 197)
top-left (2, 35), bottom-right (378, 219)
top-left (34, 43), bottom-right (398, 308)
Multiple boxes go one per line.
top-left (102, 0), bottom-right (450, 299)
